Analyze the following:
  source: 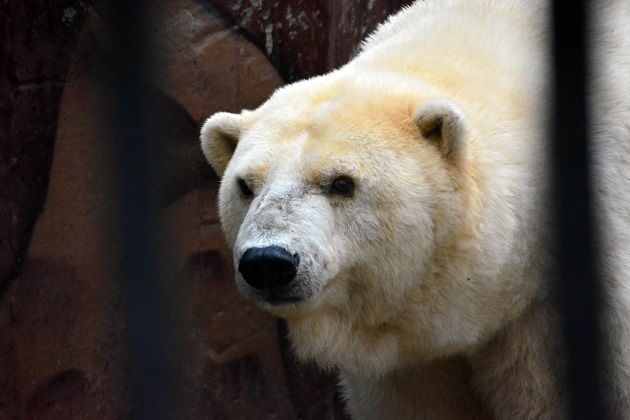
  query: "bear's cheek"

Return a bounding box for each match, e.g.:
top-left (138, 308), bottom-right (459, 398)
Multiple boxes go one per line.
top-left (216, 179), bottom-right (251, 248)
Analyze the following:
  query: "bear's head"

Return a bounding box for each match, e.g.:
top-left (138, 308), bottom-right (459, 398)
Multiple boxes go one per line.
top-left (201, 77), bottom-right (479, 373)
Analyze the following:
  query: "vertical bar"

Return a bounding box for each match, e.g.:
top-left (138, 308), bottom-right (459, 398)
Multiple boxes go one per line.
top-left (552, 1), bottom-right (606, 418)
top-left (105, 1), bottom-right (184, 418)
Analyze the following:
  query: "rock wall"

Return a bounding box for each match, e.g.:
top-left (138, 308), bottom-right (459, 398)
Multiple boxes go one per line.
top-left (0, 0), bottom-right (412, 418)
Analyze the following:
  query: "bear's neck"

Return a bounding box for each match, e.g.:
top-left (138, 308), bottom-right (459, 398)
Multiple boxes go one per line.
top-left (338, 356), bottom-right (493, 420)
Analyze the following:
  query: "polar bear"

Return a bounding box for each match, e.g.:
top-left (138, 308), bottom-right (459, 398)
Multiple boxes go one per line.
top-left (200, 0), bottom-right (630, 418)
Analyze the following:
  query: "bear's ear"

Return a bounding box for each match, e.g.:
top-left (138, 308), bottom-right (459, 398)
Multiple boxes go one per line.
top-left (200, 112), bottom-right (243, 177)
top-left (414, 98), bottom-right (467, 160)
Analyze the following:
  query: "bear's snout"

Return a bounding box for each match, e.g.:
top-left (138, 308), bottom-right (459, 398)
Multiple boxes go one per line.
top-left (238, 246), bottom-right (300, 290)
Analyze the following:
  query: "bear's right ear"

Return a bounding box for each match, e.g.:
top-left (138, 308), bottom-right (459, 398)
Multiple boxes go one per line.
top-left (200, 112), bottom-right (243, 177)
top-left (414, 98), bottom-right (467, 160)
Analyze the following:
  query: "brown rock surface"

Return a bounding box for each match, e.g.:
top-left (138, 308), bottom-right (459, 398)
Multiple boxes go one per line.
top-left (0, 0), bottom-right (94, 297)
top-left (156, 0), bottom-right (285, 121)
top-left (0, 9), bottom-right (126, 416)
top-left (211, 0), bottom-right (411, 82)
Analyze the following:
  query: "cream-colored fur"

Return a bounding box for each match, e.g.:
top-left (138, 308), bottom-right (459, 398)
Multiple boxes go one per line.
top-left (200, 1), bottom-right (630, 418)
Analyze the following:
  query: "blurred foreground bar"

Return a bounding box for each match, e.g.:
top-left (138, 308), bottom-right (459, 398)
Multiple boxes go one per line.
top-left (552, 1), bottom-right (605, 418)
top-left (104, 1), bottom-right (184, 418)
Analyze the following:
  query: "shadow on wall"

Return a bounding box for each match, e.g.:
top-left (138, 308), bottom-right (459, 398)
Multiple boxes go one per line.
top-left (0, 0), bottom-right (411, 418)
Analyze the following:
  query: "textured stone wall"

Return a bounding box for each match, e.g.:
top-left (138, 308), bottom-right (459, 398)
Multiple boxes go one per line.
top-left (0, 0), bottom-right (411, 418)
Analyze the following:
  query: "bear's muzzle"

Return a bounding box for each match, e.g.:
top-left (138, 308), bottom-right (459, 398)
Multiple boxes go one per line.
top-left (238, 245), bottom-right (300, 291)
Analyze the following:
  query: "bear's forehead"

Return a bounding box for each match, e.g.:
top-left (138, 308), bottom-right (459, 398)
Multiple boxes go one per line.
top-left (247, 87), bottom-right (419, 150)
top-left (234, 115), bottom-right (424, 190)
top-left (233, 80), bottom-right (429, 182)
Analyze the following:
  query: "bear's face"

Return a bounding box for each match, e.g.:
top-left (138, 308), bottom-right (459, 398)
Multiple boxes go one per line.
top-left (202, 80), bottom-right (469, 324)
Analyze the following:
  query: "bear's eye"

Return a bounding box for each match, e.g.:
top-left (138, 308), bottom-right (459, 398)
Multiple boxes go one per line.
top-left (237, 178), bottom-right (254, 197)
top-left (329, 176), bottom-right (355, 197)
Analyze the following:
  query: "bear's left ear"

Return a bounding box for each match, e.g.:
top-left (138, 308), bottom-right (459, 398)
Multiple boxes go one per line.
top-left (414, 98), bottom-right (467, 160)
top-left (200, 112), bottom-right (243, 177)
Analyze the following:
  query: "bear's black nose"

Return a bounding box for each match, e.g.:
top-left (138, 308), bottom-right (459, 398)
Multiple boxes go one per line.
top-left (238, 246), bottom-right (299, 290)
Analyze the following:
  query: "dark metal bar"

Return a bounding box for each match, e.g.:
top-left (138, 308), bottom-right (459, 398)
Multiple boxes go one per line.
top-left (105, 1), bottom-right (184, 418)
top-left (552, 1), bottom-right (606, 418)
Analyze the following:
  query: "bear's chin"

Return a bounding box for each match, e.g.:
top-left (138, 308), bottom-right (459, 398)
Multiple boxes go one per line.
top-left (256, 297), bottom-right (322, 319)
top-left (236, 280), bottom-right (321, 315)
top-left (263, 294), bottom-right (306, 305)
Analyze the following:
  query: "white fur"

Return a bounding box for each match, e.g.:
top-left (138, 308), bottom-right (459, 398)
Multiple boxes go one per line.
top-left (200, 0), bottom-right (630, 418)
